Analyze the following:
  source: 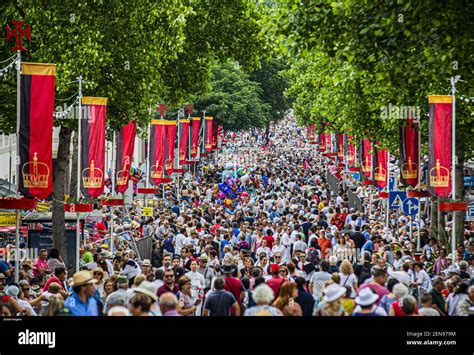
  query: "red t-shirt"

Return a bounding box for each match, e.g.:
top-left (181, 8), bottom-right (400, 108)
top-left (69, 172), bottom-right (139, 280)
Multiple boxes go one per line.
top-left (392, 301), bottom-right (419, 316)
top-left (224, 277), bottom-right (244, 315)
top-left (318, 238), bottom-right (332, 258)
top-left (211, 224), bottom-right (221, 235)
top-left (43, 275), bottom-right (65, 292)
top-left (266, 276), bottom-right (286, 299)
top-left (262, 235), bottom-right (275, 250)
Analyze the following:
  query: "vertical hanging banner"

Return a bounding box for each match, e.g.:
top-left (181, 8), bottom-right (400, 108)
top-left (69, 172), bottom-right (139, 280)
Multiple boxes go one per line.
top-left (205, 116), bottom-right (213, 153)
top-left (307, 124), bottom-right (317, 144)
top-left (19, 63), bottom-right (55, 200)
top-left (81, 97), bottom-right (107, 198)
top-left (428, 95), bottom-right (452, 197)
top-left (373, 143), bottom-right (388, 189)
top-left (337, 133), bottom-right (345, 162)
top-left (149, 120), bottom-right (166, 185)
top-left (165, 120), bottom-right (177, 175)
top-left (179, 119), bottom-right (190, 164)
top-left (360, 138), bottom-right (373, 180)
top-left (216, 124), bottom-right (223, 150)
top-left (319, 132), bottom-right (326, 153)
top-left (211, 120), bottom-right (219, 151)
top-left (190, 117), bottom-right (201, 159)
top-left (115, 121), bottom-right (136, 194)
top-left (400, 118), bottom-right (419, 187)
top-left (344, 135), bottom-right (356, 166)
top-left (325, 131), bottom-right (332, 153)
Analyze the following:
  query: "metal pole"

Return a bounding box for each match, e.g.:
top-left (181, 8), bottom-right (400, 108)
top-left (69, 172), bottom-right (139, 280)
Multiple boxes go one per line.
top-left (14, 50), bottom-right (21, 284)
top-left (386, 151), bottom-right (390, 235)
top-left (451, 83), bottom-right (456, 263)
top-left (177, 112), bottom-right (181, 200)
top-left (417, 121), bottom-right (421, 251)
top-left (76, 76), bottom-right (82, 273)
top-left (110, 131), bottom-right (116, 255)
top-left (145, 111), bottom-right (151, 206)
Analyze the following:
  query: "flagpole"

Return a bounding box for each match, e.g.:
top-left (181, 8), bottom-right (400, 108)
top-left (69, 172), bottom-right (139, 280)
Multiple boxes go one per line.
top-left (14, 50), bottom-right (21, 284)
top-left (386, 150), bottom-right (390, 235)
top-left (145, 110), bottom-right (151, 206)
top-left (76, 75), bottom-right (82, 273)
top-left (176, 110), bottom-right (181, 201)
top-left (110, 131), bottom-right (116, 255)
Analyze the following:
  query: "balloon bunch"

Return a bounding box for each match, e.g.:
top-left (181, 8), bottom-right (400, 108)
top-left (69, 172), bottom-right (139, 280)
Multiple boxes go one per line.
top-left (130, 167), bottom-right (144, 183)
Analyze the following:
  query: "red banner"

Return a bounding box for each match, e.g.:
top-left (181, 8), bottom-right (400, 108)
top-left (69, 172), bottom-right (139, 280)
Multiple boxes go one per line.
top-left (205, 116), bottom-right (213, 153)
top-left (307, 124), bottom-right (317, 144)
top-left (115, 121), bottom-right (136, 194)
top-left (165, 121), bottom-right (176, 175)
top-left (360, 138), bottom-right (372, 179)
top-left (19, 63), bottom-right (56, 200)
top-left (326, 132), bottom-right (332, 153)
top-left (400, 118), bottom-right (419, 187)
top-left (211, 120), bottom-right (219, 150)
top-left (344, 135), bottom-right (356, 166)
top-left (319, 132), bottom-right (326, 153)
top-left (337, 133), bottom-right (344, 162)
top-left (190, 117), bottom-right (200, 159)
top-left (373, 143), bottom-right (388, 189)
top-left (179, 119), bottom-right (190, 164)
top-left (149, 120), bottom-right (166, 185)
top-left (428, 95), bottom-right (452, 197)
top-left (81, 97), bottom-right (107, 198)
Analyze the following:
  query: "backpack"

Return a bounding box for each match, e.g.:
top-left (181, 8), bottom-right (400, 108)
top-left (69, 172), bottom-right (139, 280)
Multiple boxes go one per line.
top-left (307, 247), bottom-right (319, 266)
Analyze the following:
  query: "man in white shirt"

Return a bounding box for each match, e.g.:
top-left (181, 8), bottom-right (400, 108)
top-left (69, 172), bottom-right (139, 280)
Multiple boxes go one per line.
top-left (174, 230), bottom-right (186, 256)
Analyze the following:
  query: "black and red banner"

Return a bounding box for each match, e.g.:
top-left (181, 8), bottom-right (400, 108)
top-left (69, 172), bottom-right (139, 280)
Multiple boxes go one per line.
top-left (19, 63), bottom-right (55, 200)
top-left (400, 118), bottom-right (419, 187)
top-left (165, 120), bottom-right (177, 175)
top-left (428, 95), bottom-right (452, 197)
top-left (337, 133), bottom-right (344, 162)
top-left (344, 135), bottom-right (356, 167)
top-left (319, 132), bottom-right (326, 153)
top-left (179, 119), bottom-right (190, 164)
top-left (81, 97), bottom-right (107, 198)
top-left (149, 120), bottom-right (166, 186)
top-left (115, 121), bottom-right (136, 194)
top-left (204, 116), bottom-right (213, 153)
top-left (360, 138), bottom-right (373, 180)
top-left (373, 143), bottom-right (388, 189)
top-left (190, 117), bottom-right (200, 159)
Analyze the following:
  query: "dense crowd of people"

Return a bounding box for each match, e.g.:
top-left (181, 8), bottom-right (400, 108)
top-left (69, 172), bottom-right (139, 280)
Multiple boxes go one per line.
top-left (1, 117), bottom-right (473, 317)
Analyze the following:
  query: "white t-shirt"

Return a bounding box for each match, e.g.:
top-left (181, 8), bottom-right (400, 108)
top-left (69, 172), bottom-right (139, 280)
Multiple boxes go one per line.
top-left (310, 271), bottom-right (332, 298)
top-left (175, 234), bottom-right (186, 255)
top-left (339, 273), bottom-right (358, 298)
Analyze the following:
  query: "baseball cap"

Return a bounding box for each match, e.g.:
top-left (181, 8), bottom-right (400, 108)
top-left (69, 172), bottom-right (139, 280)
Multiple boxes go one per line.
top-left (270, 264), bottom-right (280, 273)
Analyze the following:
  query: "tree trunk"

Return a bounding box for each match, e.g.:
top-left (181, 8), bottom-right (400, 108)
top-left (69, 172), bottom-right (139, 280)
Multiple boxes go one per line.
top-left (453, 131), bottom-right (465, 249)
top-left (69, 131), bottom-right (78, 201)
top-left (264, 120), bottom-right (270, 144)
top-left (52, 126), bottom-right (72, 266)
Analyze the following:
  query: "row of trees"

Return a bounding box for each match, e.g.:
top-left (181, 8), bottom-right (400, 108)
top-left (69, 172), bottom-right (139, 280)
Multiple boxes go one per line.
top-left (267, 0), bottom-right (473, 244)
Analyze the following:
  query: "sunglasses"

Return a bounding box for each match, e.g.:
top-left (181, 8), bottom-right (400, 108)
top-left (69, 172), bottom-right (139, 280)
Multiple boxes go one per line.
top-left (165, 275), bottom-right (174, 278)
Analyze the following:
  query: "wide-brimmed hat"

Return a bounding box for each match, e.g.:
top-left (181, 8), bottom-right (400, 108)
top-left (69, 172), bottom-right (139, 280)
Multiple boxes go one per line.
top-left (22, 259), bottom-right (36, 270)
top-left (69, 270), bottom-right (97, 287)
top-left (133, 281), bottom-right (158, 302)
top-left (323, 283), bottom-right (347, 303)
top-left (355, 288), bottom-right (379, 306)
top-left (223, 265), bottom-right (234, 274)
top-left (142, 259), bottom-right (152, 267)
top-left (444, 265), bottom-right (460, 275)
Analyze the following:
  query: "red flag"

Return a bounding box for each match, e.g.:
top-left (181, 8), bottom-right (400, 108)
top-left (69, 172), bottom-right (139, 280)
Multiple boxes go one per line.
top-left (115, 122), bottom-right (136, 194)
top-left (179, 119), bottom-right (190, 164)
top-left (211, 120), bottom-right (219, 150)
top-left (373, 144), bottom-right (388, 189)
top-left (149, 120), bottom-right (166, 185)
top-left (345, 135), bottom-right (356, 166)
top-left (205, 116), bottom-right (213, 153)
top-left (19, 63), bottom-right (55, 200)
top-left (81, 97), bottom-right (107, 198)
top-left (165, 121), bottom-right (176, 175)
top-left (190, 117), bottom-right (200, 159)
top-left (400, 118), bottom-right (419, 187)
top-left (319, 132), bottom-right (326, 153)
top-left (360, 138), bottom-right (372, 180)
top-left (428, 95), bottom-right (452, 197)
top-left (337, 133), bottom-right (344, 162)
top-left (326, 132), bottom-right (332, 153)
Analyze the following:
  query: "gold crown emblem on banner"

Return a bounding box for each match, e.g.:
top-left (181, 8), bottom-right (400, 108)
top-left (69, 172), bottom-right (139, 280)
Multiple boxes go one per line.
top-left (165, 159), bottom-right (173, 171)
top-left (22, 152), bottom-right (50, 188)
top-left (338, 145), bottom-right (344, 157)
top-left (429, 159), bottom-right (450, 187)
top-left (151, 160), bottom-right (163, 179)
top-left (402, 157), bottom-right (418, 179)
top-left (82, 160), bottom-right (103, 188)
top-left (361, 156), bottom-right (371, 173)
top-left (345, 151), bottom-right (355, 162)
top-left (179, 150), bottom-right (186, 160)
top-left (205, 140), bottom-right (212, 149)
top-left (116, 156), bottom-right (130, 186)
top-left (374, 163), bottom-right (387, 181)
top-left (191, 145), bottom-right (197, 156)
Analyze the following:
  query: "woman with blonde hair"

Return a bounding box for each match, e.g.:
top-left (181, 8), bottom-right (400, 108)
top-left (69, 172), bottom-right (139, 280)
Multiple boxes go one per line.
top-left (314, 282), bottom-right (347, 316)
top-left (44, 294), bottom-right (66, 316)
top-left (339, 260), bottom-right (358, 298)
top-left (273, 282), bottom-right (302, 316)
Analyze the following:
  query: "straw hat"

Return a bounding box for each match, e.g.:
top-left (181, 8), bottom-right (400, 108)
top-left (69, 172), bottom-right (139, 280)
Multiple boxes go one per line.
top-left (69, 271), bottom-right (97, 287)
top-left (355, 288), bottom-right (379, 306)
top-left (133, 281), bottom-right (158, 302)
top-left (141, 259), bottom-right (152, 267)
top-left (22, 259), bottom-right (36, 270)
top-left (323, 283), bottom-right (347, 303)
